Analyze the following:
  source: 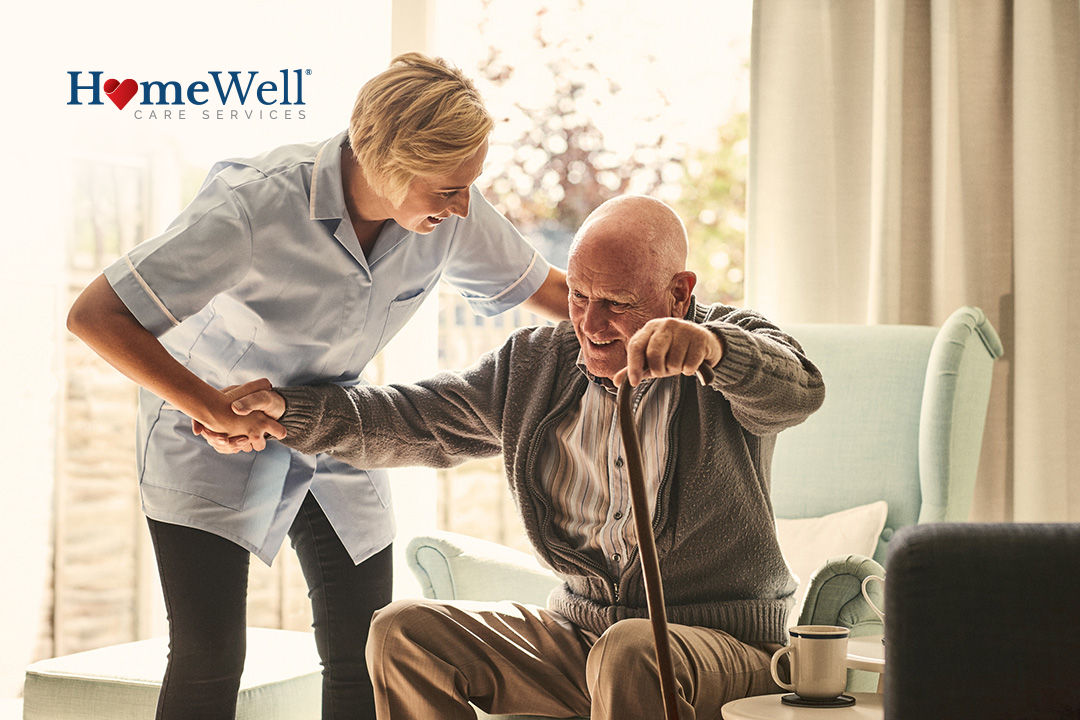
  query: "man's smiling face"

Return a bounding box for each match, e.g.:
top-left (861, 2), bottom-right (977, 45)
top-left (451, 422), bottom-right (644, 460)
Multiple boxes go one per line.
top-left (567, 227), bottom-right (675, 380)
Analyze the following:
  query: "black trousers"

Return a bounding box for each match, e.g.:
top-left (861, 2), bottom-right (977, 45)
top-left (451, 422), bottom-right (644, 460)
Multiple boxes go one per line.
top-left (147, 492), bottom-right (393, 720)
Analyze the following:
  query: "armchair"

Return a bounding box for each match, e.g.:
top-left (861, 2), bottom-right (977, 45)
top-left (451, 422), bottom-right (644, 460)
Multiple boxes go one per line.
top-left (883, 522), bottom-right (1080, 719)
top-left (406, 306), bottom-right (1002, 712)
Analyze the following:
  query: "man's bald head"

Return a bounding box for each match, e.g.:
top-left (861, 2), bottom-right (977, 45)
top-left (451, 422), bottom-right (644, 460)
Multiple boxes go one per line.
top-left (568, 195), bottom-right (689, 286)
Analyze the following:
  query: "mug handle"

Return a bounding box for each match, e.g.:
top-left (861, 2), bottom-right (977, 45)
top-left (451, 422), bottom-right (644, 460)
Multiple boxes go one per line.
top-left (770, 645), bottom-right (795, 691)
top-left (860, 574), bottom-right (886, 623)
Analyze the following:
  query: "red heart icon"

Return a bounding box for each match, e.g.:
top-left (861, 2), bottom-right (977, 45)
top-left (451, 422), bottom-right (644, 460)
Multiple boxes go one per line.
top-left (103, 78), bottom-right (138, 110)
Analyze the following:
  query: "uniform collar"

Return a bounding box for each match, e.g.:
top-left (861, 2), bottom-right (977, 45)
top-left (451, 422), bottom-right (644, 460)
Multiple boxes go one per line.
top-left (308, 130), bottom-right (349, 222)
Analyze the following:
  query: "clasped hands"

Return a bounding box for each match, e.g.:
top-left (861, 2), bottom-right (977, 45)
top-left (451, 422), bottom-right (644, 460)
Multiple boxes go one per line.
top-left (198, 317), bottom-right (722, 454)
top-left (192, 378), bottom-right (289, 455)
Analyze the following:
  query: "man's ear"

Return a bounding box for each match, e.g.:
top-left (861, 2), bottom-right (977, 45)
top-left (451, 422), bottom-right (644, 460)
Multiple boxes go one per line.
top-left (669, 271), bottom-right (697, 316)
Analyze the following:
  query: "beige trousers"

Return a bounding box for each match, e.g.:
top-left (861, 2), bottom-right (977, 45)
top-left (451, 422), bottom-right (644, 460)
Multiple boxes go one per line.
top-left (366, 599), bottom-right (782, 720)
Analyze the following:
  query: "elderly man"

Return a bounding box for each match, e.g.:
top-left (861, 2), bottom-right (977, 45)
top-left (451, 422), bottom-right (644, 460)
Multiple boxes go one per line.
top-left (223, 195), bottom-right (825, 719)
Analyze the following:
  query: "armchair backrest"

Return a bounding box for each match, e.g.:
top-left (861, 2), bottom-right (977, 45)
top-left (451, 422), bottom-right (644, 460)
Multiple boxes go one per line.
top-left (770, 306), bottom-right (1003, 564)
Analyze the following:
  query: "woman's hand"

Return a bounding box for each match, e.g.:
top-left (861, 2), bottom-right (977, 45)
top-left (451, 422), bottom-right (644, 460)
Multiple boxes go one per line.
top-left (192, 378), bottom-right (287, 453)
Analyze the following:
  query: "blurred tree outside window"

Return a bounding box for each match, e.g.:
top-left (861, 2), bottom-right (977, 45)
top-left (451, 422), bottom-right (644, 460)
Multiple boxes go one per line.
top-left (431, 0), bottom-right (751, 551)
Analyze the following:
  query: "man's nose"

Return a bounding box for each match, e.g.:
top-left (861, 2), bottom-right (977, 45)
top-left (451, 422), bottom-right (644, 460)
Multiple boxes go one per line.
top-left (581, 302), bottom-right (610, 334)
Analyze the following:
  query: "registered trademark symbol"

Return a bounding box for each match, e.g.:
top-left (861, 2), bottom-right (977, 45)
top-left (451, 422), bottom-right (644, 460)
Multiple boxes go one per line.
top-left (305, 69), bottom-right (312, 75)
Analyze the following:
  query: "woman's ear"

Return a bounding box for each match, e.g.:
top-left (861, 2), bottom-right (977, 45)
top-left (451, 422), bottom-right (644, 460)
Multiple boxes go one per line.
top-left (669, 271), bottom-right (697, 316)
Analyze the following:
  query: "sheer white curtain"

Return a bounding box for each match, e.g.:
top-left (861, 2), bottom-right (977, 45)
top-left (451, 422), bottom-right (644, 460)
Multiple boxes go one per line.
top-left (748, 0), bottom-right (1079, 522)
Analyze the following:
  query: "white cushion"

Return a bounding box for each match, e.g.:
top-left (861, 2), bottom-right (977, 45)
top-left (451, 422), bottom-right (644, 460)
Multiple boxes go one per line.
top-left (23, 627), bottom-right (321, 720)
top-left (775, 501), bottom-right (888, 625)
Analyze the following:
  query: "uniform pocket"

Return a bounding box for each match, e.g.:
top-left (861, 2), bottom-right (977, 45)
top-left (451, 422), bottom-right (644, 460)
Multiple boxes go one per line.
top-left (184, 308), bottom-right (259, 387)
top-left (140, 407), bottom-right (257, 510)
top-left (374, 287), bottom-right (431, 355)
top-left (317, 455), bottom-right (392, 510)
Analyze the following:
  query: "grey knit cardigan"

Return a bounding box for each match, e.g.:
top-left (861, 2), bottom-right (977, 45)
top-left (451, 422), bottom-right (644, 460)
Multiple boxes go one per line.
top-left (278, 299), bottom-right (825, 644)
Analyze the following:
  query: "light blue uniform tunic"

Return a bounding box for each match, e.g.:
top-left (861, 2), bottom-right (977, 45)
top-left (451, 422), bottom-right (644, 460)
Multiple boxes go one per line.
top-left (104, 131), bottom-right (549, 565)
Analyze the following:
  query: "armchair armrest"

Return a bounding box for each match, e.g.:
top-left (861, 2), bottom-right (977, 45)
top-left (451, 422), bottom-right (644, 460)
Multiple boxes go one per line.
top-left (406, 531), bottom-right (562, 606)
top-left (799, 554), bottom-right (885, 632)
top-left (799, 554), bottom-right (886, 693)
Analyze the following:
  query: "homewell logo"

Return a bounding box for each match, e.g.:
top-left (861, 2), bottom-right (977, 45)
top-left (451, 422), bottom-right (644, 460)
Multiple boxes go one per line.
top-left (67, 70), bottom-right (310, 121)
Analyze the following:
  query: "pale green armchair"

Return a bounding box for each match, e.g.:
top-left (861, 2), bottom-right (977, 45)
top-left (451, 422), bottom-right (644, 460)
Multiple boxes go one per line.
top-left (406, 306), bottom-right (1003, 714)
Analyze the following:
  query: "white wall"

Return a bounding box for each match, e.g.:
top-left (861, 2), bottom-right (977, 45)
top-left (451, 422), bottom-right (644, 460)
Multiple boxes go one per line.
top-left (1, 0), bottom-right (400, 696)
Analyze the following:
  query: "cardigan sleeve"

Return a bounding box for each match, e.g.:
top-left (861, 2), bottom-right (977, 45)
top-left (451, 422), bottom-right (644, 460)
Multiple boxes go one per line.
top-left (275, 332), bottom-right (521, 468)
top-left (702, 306), bottom-right (825, 435)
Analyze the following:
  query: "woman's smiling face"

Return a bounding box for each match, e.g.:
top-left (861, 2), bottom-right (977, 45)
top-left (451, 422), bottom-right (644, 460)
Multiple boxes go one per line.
top-left (392, 140), bottom-right (488, 233)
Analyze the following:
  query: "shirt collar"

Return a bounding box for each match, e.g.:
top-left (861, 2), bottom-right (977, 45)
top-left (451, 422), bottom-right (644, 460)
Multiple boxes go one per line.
top-left (308, 130), bottom-right (350, 222)
top-left (573, 349), bottom-right (659, 397)
top-left (574, 351), bottom-right (613, 391)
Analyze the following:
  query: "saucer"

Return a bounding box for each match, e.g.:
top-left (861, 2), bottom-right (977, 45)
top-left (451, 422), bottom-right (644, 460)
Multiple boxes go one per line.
top-left (780, 694), bottom-right (856, 708)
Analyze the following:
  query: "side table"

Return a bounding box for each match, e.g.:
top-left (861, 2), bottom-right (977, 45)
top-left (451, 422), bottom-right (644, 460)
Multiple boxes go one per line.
top-left (845, 634), bottom-right (885, 674)
top-left (846, 633), bottom-right (885, 692)
top-left (721, 692), bottom-right (883, 720)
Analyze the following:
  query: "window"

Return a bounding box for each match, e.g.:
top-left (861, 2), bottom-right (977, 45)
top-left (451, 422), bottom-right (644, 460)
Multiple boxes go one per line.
top-left (429, 0), bottom-right (752, 550)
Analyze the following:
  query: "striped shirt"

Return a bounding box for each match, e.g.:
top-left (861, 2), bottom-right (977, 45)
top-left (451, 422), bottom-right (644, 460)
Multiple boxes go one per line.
top-left (538, 354), bottom-right (677, 577)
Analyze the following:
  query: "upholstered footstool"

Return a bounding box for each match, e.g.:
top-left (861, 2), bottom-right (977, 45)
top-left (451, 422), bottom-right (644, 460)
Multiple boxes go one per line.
top-left (23, 627), bottom-right (321, 720)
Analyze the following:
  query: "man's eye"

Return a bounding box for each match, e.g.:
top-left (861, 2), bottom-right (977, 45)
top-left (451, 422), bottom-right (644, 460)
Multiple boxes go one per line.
top-left (609, 301), bottom-right (629, 310)
top-left (438, 191), bottom-right (455, 199)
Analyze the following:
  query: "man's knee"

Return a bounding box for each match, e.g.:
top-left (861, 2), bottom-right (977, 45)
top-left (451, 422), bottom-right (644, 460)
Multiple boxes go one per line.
top-left (366, 599), bottom-right (429, 666)
top-left (586, 618), bottom-right (657, 687)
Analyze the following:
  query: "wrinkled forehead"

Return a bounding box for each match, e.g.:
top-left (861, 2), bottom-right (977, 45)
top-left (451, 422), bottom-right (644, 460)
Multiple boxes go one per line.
top-left (567, 237), bottom-right (664, 295)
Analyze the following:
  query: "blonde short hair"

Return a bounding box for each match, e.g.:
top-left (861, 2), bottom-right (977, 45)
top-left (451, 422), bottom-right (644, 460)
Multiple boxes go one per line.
top-left (348, 53), bottom-right (493, 206)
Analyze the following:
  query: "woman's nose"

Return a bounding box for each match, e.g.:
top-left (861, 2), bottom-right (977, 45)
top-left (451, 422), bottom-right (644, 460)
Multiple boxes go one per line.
top-left (449, 192), bottom-right (470, 218)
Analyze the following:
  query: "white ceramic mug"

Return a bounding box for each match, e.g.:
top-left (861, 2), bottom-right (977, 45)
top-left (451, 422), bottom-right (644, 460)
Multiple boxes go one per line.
top-left (770, 625), bottom-right (850, 699)
top-left (860, 574), bottom-right (886, 624)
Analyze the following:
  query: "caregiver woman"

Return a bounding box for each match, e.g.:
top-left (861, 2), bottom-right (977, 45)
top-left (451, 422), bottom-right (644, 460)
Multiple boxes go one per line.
top-left (67, 53), bottom-right (569, 720)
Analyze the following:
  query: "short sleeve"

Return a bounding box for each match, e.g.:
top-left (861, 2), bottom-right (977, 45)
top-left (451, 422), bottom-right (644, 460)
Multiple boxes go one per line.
top-left (441, 187), bottom-right (551, 317)
top-left (103, 173), bottom-right (254, 337)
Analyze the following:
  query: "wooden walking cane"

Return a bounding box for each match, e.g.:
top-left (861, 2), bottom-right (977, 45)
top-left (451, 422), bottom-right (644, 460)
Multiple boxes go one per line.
top-left (616, 364), bottom-right (714, 720)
